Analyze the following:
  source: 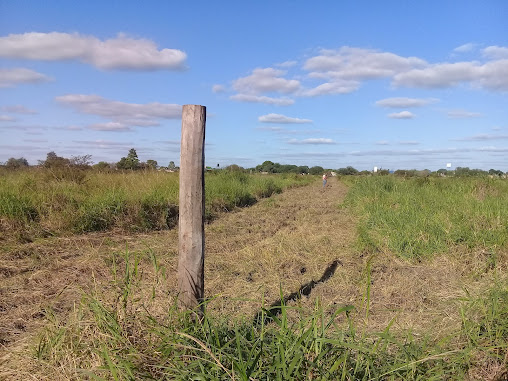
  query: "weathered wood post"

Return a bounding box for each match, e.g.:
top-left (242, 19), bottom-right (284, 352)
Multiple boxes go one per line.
top-left (178, 105), bottom-right (206, 314)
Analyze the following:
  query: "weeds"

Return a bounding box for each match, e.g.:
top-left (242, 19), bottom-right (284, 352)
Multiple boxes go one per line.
top-left (34, 249), bottom-right (508, 380)
top-left (0, 169), bottom-right (312, 238)
top-left (343, 176), bottom-right (508, 259)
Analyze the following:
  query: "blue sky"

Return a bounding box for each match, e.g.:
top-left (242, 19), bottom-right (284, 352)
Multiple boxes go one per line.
top-left (1, 1), bottom-right (507, 170)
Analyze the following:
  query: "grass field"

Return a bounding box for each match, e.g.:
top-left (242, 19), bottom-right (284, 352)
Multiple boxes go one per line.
top-left (0, 169), bottom-right (311, 238)
top-left (1, 175), bottom-right (507, 380)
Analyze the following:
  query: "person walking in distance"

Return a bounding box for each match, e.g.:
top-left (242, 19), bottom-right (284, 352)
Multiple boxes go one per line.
top-left (322, 173), bottom-right (328, 188)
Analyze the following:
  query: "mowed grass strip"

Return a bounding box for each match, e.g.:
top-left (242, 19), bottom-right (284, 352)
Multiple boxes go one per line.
top-left (28, 249), bottom-right (508, 381)
top-left (342, 176), bottom-right (508, 259)
top-left (0, 169), bottom-right (312, 237)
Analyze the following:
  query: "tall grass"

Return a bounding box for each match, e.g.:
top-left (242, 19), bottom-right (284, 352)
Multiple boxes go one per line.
top-left (0, 169), bottom-right (311, 237)
top-left (35, 249), bottom-right (508, 380)
top-left (342, 176), bottom-right (508, 259)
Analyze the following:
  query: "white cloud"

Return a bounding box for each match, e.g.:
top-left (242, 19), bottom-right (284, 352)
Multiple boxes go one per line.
top-left (375, 140), bottom-right (390, 145)
top-left (452, 134), bottom-right (508, 141)
top-left (230, 94), bottom-right (294, 106)
top-left (73, 139), bottom-right (134, 148)
top-left (0, 115), bottom-right (15, 122)
top-left (212, 84), bottom-right (226, 93)
top-left (1, 105), bottom-right (38, 114)
top-left (288, 138), bottom-right (336, 144)
top-left (0, 67), bottom-right (51, 87)
top-left (388, 111), bottom-right (415, 119)
top-left (0, 32), bottom-right (187, 70)
top-left (483, 46), bottom-right (508, 59)
top-left (304, 47), bottom-right (426, 80)
top-left (258, 113), bottom-right (312, 124)
top-left (447, 109), bottom-right (481, 118)
top-left (393, 59), bottom-right (508, 91)
top-left (453, 43), bottom-right (477, 53)
top-left (56, 94), bottom-right (181, 130)
top-left (299, 80), bottom-right (359, 97)
top-left (88, 122), bottom-right (131, 131)
top-left (233, 68), bottom-right (300, 94)
top-left (256, 126), bottom-right (284, 132)
top-left (275, 60), bottom-right (297, 68)
top-left (398, 141), bottom-right (420, 145)
top-left (375, 97), bottom-right (438, 108)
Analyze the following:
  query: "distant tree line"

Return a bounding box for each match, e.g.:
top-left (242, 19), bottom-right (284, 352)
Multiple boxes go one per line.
top-left (1, 151), bottom-right (506, 177)
top-left (1, 149), bottom-right (178, 172)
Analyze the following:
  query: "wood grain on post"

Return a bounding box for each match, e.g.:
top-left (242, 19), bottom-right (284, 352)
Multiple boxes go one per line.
top-left (178, 105), bottom-right (206, 313)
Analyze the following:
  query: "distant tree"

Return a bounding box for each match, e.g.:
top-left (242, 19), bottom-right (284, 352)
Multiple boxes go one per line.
top-left (337, 166), bottom-right (359, 175)
top-left (117, 148), bottom-right (140, 170)
top-left (297, 165), bottom-right (309, 174)
top-left (168, 161), bottom-right (176, 170)
top-left (93, 161), bottom-right (111, 171)
top-left (40, 151), bottom-right (70, 168)
top-left (359, 170), bottom-right (371, 176)
top-left (455, 167), bottom-right (487, 177)
top-left (146, 159), bottom-right (158, 170)
top-left (256, 160), bottom-right (276, 173)
top-left (225, 164), bottom-right (244, 172)
top-left (489, 168), bottom-right (504, 176)
top-left (5, 157), bottom-right (29, 169)
top-left (70, 154), bottom-right (93, 168)
top-left (309, 166), bottom-right (325, 175)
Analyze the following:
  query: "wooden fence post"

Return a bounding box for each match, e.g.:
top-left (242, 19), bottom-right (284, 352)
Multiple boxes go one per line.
top-left (178, 105), bottom-right (206, 314)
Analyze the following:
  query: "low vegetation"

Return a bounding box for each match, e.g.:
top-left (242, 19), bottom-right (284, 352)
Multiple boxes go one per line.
top-left (1, 174), bottom-right (507, 380)
top-left (34, 247), bottom-right (508, 380)
top-left (342, 176), bottom-right (508, 259)
top-left (0, 168), bottom-right (312, 239)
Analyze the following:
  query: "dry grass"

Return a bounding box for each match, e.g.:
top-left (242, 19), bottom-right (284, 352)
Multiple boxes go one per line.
top-left (0, 177), bottom-right (507, 379)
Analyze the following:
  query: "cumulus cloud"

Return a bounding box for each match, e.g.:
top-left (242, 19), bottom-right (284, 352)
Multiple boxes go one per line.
top-left (453, 43), bottom-right (477, 53)
top-left (230, 94), bottom-right (294, 106)
top-left (393, 59), bottom-right (508, 91)
top-left (0, 32), bottom-right (187, 70)
top-left (299, 80), bottom-right (359, 97)
top-left (56, 94), bottom-right (181, 130)
top-left (388, 111), bottom-right (415, 119)
top-left (258, 113), bottom-right (312, 124)
top-left (275, 60), bottom-right (297, 68)
top-left (233, 68), bottom-right (300, 94)
top-left (0, 67), bottom-right (51, 87)
top-left (304, 47), bottom-right (426, 80)
top-left (212, 84), bottom-right (226, 93)
top-left (447, 109), bottom-right (481, 118)
top-left (288, 138), bottom-right (336, 144)
top-left (483, 46), bottom-right (508, 59)
top-left (0, 115), bottom-right (15, 122)
top-left (1, 105), bottom-right (38, 114)
top-left (375, 97), bottom-right (438, 108)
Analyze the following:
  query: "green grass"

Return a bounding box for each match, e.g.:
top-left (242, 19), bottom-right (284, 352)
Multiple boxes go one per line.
top-left (0, 169), bottom-right (312, 236)
top-left (342, 176), bottom-right (508, 259)
top-left (34, 249), bottom-right (508, 380)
